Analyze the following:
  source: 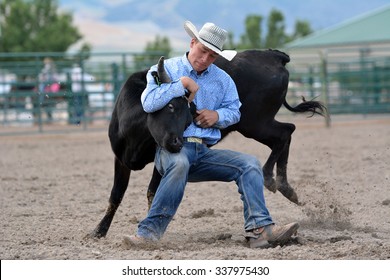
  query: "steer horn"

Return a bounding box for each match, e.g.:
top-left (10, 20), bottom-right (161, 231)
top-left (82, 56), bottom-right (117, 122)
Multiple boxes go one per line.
top-left (157, 56), bottom-right (172, 83)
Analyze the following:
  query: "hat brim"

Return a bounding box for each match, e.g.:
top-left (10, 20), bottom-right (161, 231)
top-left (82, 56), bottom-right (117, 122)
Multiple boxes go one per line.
top-left (184, 21), bottom-right (237, 61)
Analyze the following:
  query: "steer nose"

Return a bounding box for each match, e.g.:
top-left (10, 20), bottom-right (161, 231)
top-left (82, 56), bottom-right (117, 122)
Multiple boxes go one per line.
top-left (173, 136), bottom-right (183, 147)
top-left (170, 136), bottom-right (183, 153)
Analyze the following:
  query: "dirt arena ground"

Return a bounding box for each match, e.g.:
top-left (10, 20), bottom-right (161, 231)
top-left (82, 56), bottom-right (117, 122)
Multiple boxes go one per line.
top-left (1, 114), bottom-right (389, 260)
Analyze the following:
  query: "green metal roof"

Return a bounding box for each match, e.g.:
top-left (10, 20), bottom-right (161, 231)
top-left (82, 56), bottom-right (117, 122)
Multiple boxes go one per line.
top-left (286, 4), bottom-right (390, 49)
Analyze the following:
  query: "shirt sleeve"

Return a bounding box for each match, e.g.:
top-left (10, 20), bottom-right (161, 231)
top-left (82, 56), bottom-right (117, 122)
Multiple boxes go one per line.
top-left (214, 77), bottom-right (241, 129)
top-left (140, 65), bottom-right (186, 113)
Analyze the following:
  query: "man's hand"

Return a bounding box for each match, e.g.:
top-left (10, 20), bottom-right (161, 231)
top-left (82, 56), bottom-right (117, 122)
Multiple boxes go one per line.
top-left (195, 109), bottom-right (219, 128)
top-left (180, 76), bottom-right (198, 102)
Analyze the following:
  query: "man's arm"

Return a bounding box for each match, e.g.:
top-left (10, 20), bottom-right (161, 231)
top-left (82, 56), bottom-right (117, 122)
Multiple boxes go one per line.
top-left (213, 77), bottom-right (241, 129)
top-left (141, 66), bottom-right (199, 113)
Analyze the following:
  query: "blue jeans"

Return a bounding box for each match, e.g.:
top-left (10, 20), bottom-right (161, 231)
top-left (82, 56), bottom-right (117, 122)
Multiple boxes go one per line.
top-left (137, 142), bottom-right (273, 240)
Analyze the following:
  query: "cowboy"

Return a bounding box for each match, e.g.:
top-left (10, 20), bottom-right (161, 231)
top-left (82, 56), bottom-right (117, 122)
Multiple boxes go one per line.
top-left (124, 21), bottom-right (299, 249)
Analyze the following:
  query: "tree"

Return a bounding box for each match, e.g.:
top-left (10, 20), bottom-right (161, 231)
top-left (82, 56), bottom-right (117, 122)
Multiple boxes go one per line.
top-left (237, 10), bottom-right (313, 50)
top-left (224, 31), bottom-right (236, 50)
top-left (145, 35), bottom-right (172, 57)
top-left (0, 0), bottom-right (84, 53)
top-left (239, 15), bottom-right (263, 49)
top-left (287, 20), bottom-right (313, 42)
top-left (135, 35), bottom-right (172, 71)
top-left (265, 9), bottom-right (287, 49)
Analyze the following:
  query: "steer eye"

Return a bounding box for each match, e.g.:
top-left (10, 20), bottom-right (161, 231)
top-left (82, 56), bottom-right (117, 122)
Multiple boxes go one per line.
top-left (168, 103), bottom-right (174, 112)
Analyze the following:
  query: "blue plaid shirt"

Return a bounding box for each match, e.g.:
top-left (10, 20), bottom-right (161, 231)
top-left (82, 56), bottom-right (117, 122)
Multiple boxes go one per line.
top-left (141, 53), bottom-right (241, 145)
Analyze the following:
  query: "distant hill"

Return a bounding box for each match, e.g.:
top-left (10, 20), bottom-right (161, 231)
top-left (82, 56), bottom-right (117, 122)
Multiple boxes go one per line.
top-left (101, 0), bottom-right (269, 42)
top-left (105, 1), bottom-right (261, 29)
top-left (59, 0), bottom-right (390, 52)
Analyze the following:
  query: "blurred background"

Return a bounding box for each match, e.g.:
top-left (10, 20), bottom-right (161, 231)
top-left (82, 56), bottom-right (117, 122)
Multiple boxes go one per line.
top-left (1, 0), bottom-right (389, 134)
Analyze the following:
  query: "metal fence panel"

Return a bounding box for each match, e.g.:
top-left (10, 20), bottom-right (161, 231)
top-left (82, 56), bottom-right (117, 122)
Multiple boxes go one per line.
top-left (286, 46), bottom-right (390, 116)
top-left (0, 52), bottom-right (164, 135)
top-left (1, 49), bottom-right (390, 135)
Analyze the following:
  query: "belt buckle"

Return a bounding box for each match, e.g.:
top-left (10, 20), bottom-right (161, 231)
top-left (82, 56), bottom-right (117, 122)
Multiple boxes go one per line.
top-left (186, 137), bottom-right (203, 144)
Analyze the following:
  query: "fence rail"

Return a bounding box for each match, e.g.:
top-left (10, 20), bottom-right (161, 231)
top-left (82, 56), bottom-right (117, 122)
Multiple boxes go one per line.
top-left (0, 51), bottom-right (165, 134)
top-left (286, 46), bottom-right (390, 118)
top-left (1, 50), bottom-right (390, 135)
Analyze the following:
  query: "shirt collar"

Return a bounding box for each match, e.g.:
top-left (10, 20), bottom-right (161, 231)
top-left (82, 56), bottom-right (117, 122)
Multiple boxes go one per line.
top-left (182, 52), bottom-right (211, 77)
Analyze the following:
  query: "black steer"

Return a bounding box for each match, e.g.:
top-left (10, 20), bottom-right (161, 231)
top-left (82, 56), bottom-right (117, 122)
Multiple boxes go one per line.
top-left (88, 50), bottom-right (326, 239)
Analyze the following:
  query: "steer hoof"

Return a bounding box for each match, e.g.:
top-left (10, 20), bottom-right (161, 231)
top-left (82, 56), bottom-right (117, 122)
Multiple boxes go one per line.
top-left (84, 229), bottom-right (106, 240)
top-left (264, 177), bottom-right (277, 193)
top-left (147, 193), bottom-right (155, 211)
top-left (278, 183), bottom-right (299, 205)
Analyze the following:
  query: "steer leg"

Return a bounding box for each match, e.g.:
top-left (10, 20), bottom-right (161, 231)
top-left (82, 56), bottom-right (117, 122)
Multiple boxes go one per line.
top-left (262, 140), bottom-right (285, 194)
top-left (275, 134), bottom-right (299, 204)
top-left (146, 166), bottom-right (162, 210)
top-left (254, 121), bottom-right (298, 204)
top-left (87, 157), bottom-right (130, 239)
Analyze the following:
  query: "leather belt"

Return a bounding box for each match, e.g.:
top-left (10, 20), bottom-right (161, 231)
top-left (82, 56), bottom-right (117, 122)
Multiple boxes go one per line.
top-left (184, 137), bottom-right (204, 144)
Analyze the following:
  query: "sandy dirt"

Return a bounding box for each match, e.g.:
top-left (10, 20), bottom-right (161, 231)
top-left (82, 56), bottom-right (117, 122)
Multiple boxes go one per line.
top-left (1, 114), bottom-right (389, 260)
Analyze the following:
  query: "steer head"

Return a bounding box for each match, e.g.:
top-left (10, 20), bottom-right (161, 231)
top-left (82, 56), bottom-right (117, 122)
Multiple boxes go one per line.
top-left (147, 57), bottom-right (195, 153)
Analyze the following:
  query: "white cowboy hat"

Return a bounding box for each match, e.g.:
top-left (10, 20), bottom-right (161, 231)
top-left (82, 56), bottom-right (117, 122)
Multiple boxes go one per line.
top-left (184, 21), bottom-right (237, 61)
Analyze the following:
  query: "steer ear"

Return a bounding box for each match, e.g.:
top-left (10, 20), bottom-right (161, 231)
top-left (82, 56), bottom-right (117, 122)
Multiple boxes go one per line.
top-left (157, 56), bottom-right (172, 84)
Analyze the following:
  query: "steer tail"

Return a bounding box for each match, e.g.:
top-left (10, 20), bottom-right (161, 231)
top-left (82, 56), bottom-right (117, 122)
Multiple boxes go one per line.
top-left (283, 96), bottom-right (327, 117)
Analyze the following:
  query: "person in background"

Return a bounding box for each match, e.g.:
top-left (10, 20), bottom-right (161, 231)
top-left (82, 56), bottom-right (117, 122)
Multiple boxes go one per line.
top-left (38, 57), bottom-right (59, 123)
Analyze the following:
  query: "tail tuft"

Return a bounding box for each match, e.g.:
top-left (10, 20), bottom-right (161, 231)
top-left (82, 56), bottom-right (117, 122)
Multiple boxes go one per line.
top-left (283, 97), bottom-right (327, 117)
